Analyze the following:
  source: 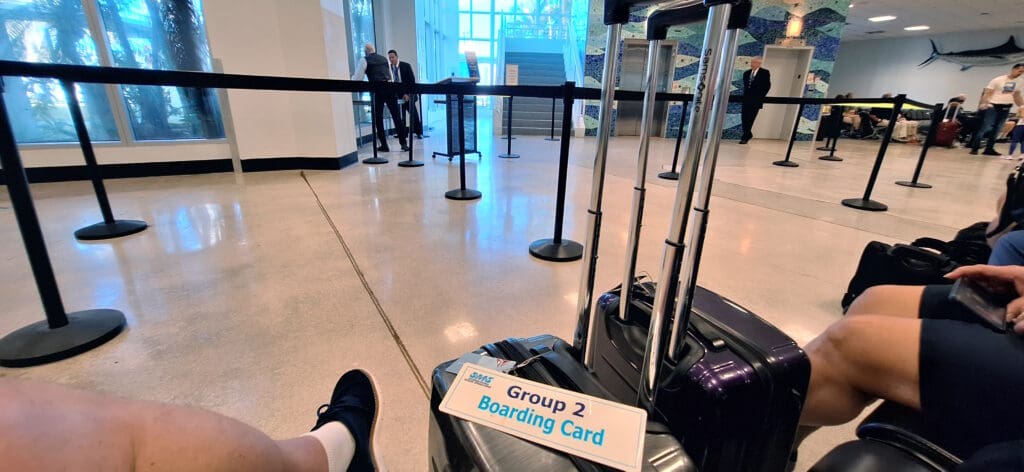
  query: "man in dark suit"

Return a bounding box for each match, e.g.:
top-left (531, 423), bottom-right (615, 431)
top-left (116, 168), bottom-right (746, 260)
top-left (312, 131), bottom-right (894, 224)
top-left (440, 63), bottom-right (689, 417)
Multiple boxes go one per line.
top-left (352, 43), bottom-right (408, 152)
top-left (388, 50), bottom-right (423, 138)
top-left (740, 56), bottom-right (771, 144)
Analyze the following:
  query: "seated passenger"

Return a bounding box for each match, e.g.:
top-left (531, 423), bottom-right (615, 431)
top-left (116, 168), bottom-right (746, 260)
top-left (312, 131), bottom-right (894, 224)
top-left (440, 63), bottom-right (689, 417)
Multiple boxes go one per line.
top-left (797, 264), bottom-right (1024, 460)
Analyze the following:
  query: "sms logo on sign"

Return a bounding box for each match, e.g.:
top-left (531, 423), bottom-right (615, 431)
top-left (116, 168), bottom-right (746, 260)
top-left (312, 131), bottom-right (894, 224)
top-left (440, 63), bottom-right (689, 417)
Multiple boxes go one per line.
top-left (467, 372), bottom-right (493, 388)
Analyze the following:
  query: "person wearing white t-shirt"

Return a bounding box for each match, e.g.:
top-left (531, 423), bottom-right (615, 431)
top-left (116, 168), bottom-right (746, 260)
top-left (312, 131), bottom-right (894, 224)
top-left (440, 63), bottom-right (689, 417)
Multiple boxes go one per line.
top-left (971, 63), bottom-right (1024, 156)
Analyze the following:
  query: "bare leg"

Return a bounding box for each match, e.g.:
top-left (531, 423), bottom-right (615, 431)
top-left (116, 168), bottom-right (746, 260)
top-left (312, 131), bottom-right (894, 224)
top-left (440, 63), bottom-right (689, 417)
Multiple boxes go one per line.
top-left (846, 285), bottom-right (925, 318)
top-left (801, 315), bottom-right (922, 427)
top-left (0, 378), bottom-right (327, 472)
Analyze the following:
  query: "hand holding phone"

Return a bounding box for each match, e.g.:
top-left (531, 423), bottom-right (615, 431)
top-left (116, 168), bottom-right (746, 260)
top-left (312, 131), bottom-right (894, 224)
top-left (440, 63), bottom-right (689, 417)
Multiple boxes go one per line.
top-left (949, 278), bottom-right (1011, 332)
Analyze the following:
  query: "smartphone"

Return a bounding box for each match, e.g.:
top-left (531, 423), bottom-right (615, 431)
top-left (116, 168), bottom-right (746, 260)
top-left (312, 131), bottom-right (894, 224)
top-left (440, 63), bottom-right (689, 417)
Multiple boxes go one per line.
top-left (949, 278), bottom-right (1009, 332)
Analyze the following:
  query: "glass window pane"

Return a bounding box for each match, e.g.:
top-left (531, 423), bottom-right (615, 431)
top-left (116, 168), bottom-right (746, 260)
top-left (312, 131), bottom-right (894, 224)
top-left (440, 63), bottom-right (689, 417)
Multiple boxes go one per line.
top-left (96, 0), bottom-right (224, 141)
top-left (495, 0), bottom-right (514, 12)
top-left (459, 40), bottom-right (490, 58)
top-left (459, 13), bottom-right (471, 37)
top-left (471, 14), bottom-right (490, 39)
top-left (459, 0), bottom-right (470, 10)
top-left (0, 1), bottom-right (119, 143)
top-left (472, 0), bottom-right (490, 12)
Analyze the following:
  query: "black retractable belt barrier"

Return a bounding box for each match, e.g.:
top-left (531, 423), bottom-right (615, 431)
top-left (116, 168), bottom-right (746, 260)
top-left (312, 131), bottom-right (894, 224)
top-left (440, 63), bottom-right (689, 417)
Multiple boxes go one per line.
top-left (364, 92), bottom-right (388, 165)
top-left (896, 102), bottom-right (943, 189)
top-left (444, 94), bottom-right (482, 201)
top-left (60, 80), bottom-right (149, 240)
top-left (0, 82), bottom-right (126, 368)
top-left (398, 96), bottom-right (423, 168)
top-left (773, 102), bottom-right (804, 168)
top-left (499, 96), bottom-right (520, 159)
top-left (544, 97), bottom-right (560, 142)
top-left (658, 100), bottom-right (689, 180)
top-left (842, 93), bottom-right (906, 211)
top-left (530, 82), bottom-right (582, 262)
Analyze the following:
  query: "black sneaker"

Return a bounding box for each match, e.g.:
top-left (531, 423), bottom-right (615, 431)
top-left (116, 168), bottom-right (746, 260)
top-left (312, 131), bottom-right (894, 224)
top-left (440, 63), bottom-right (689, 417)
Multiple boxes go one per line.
top-left (312, 370), bottom-right (379, 471)
top-left (401, 145), bottom-right (411, 152)
top-left (376, 146), bottom-right (390, 152)
top-left (969, 149), bottom-right (979, 155)
top-left (983, 149), bottom-right (1002, 156)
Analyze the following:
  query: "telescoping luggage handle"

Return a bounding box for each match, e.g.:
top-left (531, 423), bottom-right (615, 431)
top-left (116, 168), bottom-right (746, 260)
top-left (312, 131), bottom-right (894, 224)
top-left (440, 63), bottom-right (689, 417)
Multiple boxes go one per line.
top-left (636, 0), bottom-right (751, 408)
top-left (579, 0), bottom-right (714, 369)
top-left (619, 0), bottom-right (706, 323)
top-left (576, 0), bottom-right (698, 368)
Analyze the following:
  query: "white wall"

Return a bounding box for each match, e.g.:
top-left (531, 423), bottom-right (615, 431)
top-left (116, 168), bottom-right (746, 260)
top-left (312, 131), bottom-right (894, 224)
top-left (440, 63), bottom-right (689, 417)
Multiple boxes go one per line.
top-left (374, 0), bottom-right (419, 71)
top-left (19, 0), bottom-right (357, 168)
top-left (831, 28), bottom-right (1024, 108)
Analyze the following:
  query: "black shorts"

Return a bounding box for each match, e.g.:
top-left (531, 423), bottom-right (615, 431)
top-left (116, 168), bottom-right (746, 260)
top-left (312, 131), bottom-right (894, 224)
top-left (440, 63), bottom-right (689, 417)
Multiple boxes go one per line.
top-left (918, 285), bottom-right (1024, 458)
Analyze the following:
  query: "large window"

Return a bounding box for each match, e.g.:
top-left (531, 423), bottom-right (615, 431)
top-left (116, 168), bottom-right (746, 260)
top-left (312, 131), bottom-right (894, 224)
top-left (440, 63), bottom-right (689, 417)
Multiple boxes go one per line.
top-left (0, 0), bottom-right (223, 144)
top-left (343, 0), bottom-right (374, 74)
top-left (456, 0), bottom-right (570, 86)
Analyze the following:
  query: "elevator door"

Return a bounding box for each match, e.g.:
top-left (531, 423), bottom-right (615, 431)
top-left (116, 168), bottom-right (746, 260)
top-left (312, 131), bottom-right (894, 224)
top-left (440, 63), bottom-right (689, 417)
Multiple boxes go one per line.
top-left (617, 41), bottom-right (675, 136)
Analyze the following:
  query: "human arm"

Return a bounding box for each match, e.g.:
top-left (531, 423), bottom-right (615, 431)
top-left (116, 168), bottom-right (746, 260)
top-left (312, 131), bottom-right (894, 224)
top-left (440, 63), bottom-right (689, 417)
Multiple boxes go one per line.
top-left (946, 264), bottom-right (1024, 333)
top-left (979, 84), bottom-right (995, 110)
top-left (1014, 89), bottom-right (1023, 108)
top-left (351, 58), bottom-right (367, 81)
top-left (762, 69), bottom-right (771, 98)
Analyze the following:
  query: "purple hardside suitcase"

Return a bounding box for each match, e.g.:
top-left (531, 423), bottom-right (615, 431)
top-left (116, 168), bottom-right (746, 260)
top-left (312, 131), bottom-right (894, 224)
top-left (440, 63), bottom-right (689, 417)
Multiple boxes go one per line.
top-left (577, 280), bottom-right (809, 472)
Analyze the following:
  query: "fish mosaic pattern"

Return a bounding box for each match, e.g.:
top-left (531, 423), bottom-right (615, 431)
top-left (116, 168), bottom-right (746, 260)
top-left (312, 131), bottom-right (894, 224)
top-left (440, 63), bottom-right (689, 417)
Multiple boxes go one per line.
top-left (583, 0), bottom-right (852, 140)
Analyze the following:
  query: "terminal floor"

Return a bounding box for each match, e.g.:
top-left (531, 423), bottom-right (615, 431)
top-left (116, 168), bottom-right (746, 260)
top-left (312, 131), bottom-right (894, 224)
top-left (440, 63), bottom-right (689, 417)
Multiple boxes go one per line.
top-left (0, 130), bottom-right (1009, 470)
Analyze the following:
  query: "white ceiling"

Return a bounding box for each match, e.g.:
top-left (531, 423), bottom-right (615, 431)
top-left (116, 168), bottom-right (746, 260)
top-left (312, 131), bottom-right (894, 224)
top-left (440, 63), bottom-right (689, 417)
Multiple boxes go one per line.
top-left (842, 0), bottom-right (1024, 41)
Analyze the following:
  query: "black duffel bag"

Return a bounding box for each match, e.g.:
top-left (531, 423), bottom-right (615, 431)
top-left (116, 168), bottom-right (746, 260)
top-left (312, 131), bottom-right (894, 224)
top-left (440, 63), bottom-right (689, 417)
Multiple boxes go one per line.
top-left (841, 242), bottom-right (960, 311)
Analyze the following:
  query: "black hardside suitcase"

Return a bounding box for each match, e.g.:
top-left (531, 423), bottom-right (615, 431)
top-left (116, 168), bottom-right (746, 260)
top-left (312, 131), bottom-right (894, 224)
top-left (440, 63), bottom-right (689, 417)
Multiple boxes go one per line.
top-left (427, 335), bottom-right (695, 472)
top-left (580, 280), bottom-right (809, 472)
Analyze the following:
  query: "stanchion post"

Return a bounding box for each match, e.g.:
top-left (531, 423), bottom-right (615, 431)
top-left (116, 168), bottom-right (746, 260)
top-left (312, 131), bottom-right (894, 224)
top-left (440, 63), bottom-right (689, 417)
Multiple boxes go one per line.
top-left (659, 99), bottom-right (688, 180)
top-left (417, 93), bottom-right (430, 138)
top-left (398, 96), bottom-right (423, 168)
top-left (530, 82), bottom-right (583, 262)
top-left (363, 91), bottom-right (388, 164)
top-left (544, 97), bottom-right (559, 142)
top-left (445, 94), bottom-right (481, 200)
top-left (773, 102), bottom-right (803, 167)
top-left (0, 83), bottom-right (126, 368)
top-left (61, 80), bottom-right (148, 240)
top-left (843, 94), bottom-right (905, 211)
top-left (896, 102), bottom-right (942, 189)
top-left (499, 96), bottom-right (520, 159)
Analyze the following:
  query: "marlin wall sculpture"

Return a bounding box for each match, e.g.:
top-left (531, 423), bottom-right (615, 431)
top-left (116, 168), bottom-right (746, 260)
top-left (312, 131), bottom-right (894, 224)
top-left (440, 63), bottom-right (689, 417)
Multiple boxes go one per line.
top-left (919, 36), bottom-right (1024, 71)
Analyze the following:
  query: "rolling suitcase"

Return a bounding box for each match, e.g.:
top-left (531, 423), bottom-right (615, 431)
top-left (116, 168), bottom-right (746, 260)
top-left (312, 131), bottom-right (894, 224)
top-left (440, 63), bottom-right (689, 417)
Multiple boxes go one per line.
top-left (427, 1), bottom-right (719, 470)
top-left (571, 1), bottom-right (810, 471)
top-left (934, 106), bottom-right (961, 148)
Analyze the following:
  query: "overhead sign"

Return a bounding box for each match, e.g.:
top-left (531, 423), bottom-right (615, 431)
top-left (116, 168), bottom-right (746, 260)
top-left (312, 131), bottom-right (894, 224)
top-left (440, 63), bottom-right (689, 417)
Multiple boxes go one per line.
top-left (440, 363), bottom-right (648, 471)
top-left (505, 64), bottom-right (519, 86)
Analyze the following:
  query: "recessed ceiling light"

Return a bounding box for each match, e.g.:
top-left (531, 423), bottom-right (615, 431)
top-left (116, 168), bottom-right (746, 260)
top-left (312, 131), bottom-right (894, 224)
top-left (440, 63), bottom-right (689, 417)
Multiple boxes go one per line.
top-left (869, 15), bottom-right (897, 22)
top-left (904, 25), bottom-right (930, 31)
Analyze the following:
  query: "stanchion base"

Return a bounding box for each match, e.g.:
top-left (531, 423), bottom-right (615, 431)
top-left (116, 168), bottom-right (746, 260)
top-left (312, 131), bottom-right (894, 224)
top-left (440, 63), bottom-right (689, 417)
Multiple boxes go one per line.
top-left (499, 153), bottom-right (521, 159)
top-left (819, 155), bottom-right (843, 162)
top-left (658, 171), bottom-right (679, 180)
top-left (398, 160), bottom-right (424, 168)
top-left (529, 238), bottom-right (584, 262)
top-left (544, 138), bottom-right (560, 142)
top-left (772, 160), bottom-right (800, 168)
top-left (0, 309), bottom-right (126, 368)
top-left (896, 180), bottom-right (932, 189)
top-left (445, 188), bottom-right (482, 201)
top-left (842, 198), bottom-right (888, 212)
top-left (362, 157), bottom-right (389, 165)
top-left (74, 220), bottom-right (148, 241)
top-left (816, 146), bottom-right (833, 151)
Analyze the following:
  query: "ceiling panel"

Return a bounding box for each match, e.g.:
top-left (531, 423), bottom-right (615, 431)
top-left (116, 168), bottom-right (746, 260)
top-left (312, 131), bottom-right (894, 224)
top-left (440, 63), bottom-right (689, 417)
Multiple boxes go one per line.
top-left (842, 0), bottom-right (1024, 41)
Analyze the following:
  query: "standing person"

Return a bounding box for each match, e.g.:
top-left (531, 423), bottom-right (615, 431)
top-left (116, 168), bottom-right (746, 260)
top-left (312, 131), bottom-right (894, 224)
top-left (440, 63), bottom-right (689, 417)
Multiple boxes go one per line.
top-left (352, 43), bottom-right (409, 152)
top-left (387, 50), bottom-right (423, 139)
top-left (970, 63), bottom-right (1024, 156)
top-left (740, 56), bottom-right (771, 144)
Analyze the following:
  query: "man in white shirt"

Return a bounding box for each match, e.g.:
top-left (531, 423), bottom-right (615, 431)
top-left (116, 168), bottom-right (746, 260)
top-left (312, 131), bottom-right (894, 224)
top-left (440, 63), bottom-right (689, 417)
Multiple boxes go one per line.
top-left (970, 63), bottom-right (1024, 156)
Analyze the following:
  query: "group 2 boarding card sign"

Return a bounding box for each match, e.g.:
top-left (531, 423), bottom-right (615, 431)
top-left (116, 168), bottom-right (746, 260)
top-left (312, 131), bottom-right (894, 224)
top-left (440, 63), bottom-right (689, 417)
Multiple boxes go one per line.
top-left (440, 363), bottom-right (648, 471)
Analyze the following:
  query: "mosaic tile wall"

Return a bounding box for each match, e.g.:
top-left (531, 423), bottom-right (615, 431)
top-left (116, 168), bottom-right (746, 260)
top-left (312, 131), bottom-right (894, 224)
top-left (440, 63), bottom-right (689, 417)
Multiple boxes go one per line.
top-left (583, 0), bottom-right (851, 140)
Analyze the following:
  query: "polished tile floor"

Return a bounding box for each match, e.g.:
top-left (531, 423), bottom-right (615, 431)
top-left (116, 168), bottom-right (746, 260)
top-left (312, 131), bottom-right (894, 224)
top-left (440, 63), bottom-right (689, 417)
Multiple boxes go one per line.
top-left (0, 122), bottom-right (1012, 470)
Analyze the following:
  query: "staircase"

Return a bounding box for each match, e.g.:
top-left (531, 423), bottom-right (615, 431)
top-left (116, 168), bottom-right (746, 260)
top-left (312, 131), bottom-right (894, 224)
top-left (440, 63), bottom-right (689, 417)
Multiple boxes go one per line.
top-left (502, 51), bottom-right (566, 136)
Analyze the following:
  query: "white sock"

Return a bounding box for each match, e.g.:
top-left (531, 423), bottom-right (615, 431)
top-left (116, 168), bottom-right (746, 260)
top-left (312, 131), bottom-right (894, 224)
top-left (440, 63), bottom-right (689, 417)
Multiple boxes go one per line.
top-left (303, 422), bottom-right (356, 472)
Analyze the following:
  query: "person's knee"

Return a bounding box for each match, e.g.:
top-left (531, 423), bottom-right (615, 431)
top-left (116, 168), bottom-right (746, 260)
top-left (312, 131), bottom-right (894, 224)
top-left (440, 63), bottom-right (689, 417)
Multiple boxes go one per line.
top-left (847, 285), bottom-right (922, 317)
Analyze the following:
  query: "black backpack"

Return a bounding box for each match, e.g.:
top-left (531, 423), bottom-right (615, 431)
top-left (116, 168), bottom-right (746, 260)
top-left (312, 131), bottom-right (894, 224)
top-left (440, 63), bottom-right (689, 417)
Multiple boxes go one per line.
top-left (988, 165), bottom-right (1024, 243)
top-left (841, 237), bottom-right (991, 311)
